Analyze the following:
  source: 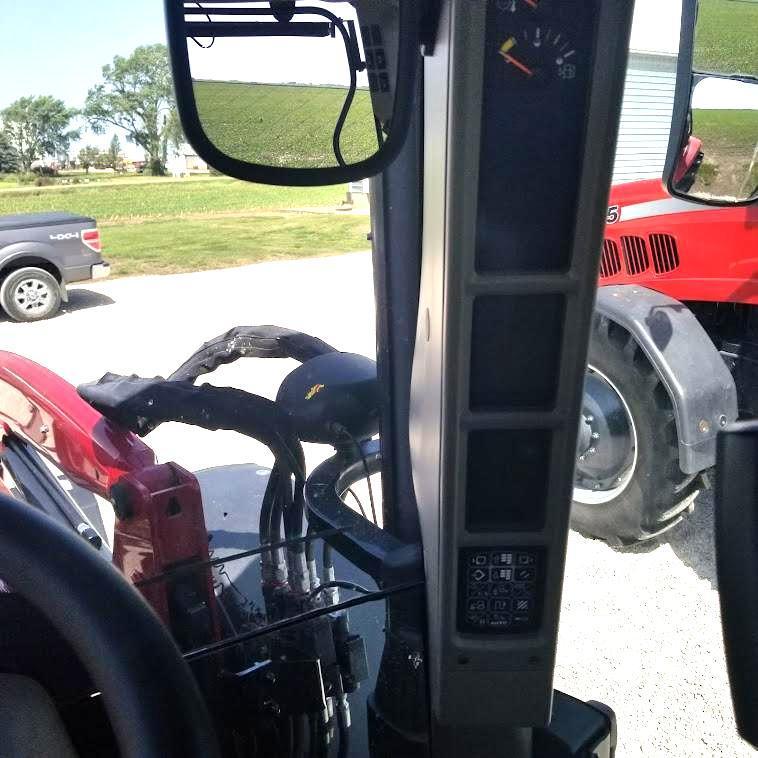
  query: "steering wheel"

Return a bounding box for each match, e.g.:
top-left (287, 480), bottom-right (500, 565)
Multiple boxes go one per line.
top-left (0, 493), bottom-right (220, 758)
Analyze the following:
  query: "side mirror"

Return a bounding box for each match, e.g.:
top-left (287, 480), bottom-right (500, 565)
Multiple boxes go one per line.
top-left (671, 75), bottom-right (758, 203)
top-left (163, 1), bottom-right (419, 186)
top-left (664, 0), bottom-right (758, 205)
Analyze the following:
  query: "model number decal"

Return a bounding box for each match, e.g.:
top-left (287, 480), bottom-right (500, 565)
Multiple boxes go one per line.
top-left (606, 205), bottom-right (620, 224)
top-left (49, 232), bottom-right (80, 241)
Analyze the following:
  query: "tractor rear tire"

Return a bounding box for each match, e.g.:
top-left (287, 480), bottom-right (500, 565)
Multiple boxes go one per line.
top-left (571, 316), bottom-right (701, 545)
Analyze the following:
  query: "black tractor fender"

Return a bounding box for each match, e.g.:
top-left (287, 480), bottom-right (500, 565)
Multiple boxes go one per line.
top-left (593, 285), bottom-right (738, 475)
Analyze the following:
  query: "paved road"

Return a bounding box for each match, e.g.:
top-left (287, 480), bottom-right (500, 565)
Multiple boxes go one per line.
top-left (0, 253), bottom-right (748, 755)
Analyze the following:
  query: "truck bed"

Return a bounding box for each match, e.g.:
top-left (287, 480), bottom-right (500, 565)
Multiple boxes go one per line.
top-left (0, 212), bottom-right (94, 232)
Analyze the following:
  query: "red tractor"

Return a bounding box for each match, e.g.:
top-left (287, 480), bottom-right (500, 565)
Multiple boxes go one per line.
top-left (572, 116), bottom-right (758, 544)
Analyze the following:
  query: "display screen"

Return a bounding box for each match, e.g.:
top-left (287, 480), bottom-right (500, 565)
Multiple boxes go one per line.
top-left (470, 294), bottom-right (565, 409)
top-left (475, 0), bottom-right (597, 273)
top-left (465, 428), bottom-right (551, 531)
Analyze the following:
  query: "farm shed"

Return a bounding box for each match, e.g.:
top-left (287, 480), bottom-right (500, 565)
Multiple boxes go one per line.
top-left (611, 50), bottom-right (678, 183)
top-left (611, 0), bottom-right (681, 183)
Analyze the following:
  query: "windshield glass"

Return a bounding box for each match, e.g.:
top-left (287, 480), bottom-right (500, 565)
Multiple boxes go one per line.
top-left (0, 2), bottom-right (416, 754)
top-left (0, 0), bottom-right (755, 756)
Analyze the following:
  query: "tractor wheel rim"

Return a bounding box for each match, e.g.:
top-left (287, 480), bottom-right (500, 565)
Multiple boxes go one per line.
top-left (14, 279), bottom-right (52, 313)
top-left (573, 365), bottom-right (638, 505)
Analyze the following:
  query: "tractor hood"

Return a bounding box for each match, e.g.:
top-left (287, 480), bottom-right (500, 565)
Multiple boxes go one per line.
top-left (608, 179), bottom-right (670, 208)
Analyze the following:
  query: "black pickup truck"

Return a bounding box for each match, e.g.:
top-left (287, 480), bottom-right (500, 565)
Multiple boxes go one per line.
top-left (0, 212), bottom-right (110, 322)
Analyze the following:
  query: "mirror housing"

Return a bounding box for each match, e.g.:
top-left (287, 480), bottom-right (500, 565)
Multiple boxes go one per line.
top-left (664, 0), bottom-right (758, 206)
top-left (663, 0), bottom-right (697, 199)
top-left (164, 1), bottom-right (419, 186)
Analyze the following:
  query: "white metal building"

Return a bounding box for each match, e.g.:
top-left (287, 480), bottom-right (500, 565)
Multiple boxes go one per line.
top-left (611, 0), bottom-right (681, 183)
top-left (166, 143), bottom-right (210, 177)
top-left (611, 51), bottom-right (678, 183)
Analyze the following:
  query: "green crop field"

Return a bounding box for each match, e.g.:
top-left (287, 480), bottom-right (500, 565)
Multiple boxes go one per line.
top-left (690, 108), bottom-right (758, 197)
top-left (194, 81), bottom-right (377, 167)
top-left (0, 176), bottom-right (369, 277)
top-left (0, 176), bottom-right (345, 221)
top-left (694, 0), bottom-right (758, 73)
top-left (695, 109), bottom-right (757, 149)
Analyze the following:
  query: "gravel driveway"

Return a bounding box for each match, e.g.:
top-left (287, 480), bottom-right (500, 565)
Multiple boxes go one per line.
top-left (0, 252), bottom-right (748, 755)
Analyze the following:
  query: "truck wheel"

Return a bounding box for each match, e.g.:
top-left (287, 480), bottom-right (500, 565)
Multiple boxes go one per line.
top-left (571, 317), bottom-right (700, 545)
top-left (0, 268), bottom-right (62, 322)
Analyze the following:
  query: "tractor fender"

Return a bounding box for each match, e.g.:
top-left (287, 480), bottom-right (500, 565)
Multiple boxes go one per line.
top-left (594, 285), bottom-right (738, 475)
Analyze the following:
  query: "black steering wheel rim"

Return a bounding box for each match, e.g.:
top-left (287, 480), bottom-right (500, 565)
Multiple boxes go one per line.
top-left (0, 494), bottom-right (220, 758)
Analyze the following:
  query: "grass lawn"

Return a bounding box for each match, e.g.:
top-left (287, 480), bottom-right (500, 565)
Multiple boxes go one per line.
top-left (0, 176), bottom-right (368, 277)
top-left (194, 81), bottom-right (377, 167)
top-left (103, 213), bottom-right (369, 277)
top-left (694, 0), bottom-right (758, 73)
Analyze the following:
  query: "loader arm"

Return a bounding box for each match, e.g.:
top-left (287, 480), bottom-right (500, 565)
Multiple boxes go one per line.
top-left (0, 351), bottom-right (155, 497)
top-left (0, 351), bottom-right (218, 645)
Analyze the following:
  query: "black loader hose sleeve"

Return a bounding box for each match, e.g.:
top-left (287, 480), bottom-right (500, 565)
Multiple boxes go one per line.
top-left (168, 325), bottom-right (338, 384)
top-left (77, 374), bottom-right (305, 481)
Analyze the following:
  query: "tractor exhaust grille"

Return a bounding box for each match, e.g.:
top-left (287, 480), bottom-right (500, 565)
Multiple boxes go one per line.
top-left (599, 239), bottom-right (621, 278)
top-left (621, 235), bottom-right (649, 275)
top-left (649, 233), bottom-right (680, 273)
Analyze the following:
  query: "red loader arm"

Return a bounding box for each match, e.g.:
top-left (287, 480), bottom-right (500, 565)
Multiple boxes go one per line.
top-left (672, 134), bottom-right (703, 185)
top-left (0, 351), bottom-right (156, 496)
top-left (0, 351), bottom-right (218, 646)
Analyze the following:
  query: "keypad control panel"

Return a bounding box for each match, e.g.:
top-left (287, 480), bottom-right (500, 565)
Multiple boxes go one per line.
top-left (458, 547), bottom-right (544, 633)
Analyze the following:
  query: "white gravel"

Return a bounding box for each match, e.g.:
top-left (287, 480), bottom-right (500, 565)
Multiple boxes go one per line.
top-left (556, 492), bottom-right (753, 756)
top-left (0, 252), bottom-right (751, 755)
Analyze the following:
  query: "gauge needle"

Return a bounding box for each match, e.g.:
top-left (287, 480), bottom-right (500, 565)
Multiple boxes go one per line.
top-left (499, 50), bottom-right (534, 77)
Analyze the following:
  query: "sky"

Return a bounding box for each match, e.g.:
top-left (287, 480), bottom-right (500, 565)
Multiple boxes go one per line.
top-left (692, 77), bottom-right (758, 109)
top-left (628, 0), bottom-right (681, 54)
top-left (0, 0), bottom-right (166, 159)
top-left (187, 3), bottom-right (368, 87)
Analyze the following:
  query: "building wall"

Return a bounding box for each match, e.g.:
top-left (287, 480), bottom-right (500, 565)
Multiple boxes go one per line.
top-left (611, 51), bottom-right (677, 184)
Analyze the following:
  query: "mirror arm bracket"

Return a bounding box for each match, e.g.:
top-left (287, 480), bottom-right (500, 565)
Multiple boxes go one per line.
top-left (270, 1), bottom-right (295, 24)
top-left (184, 21), bottom-right (332, 38)
top-left (419, 0), bottom-right (443, 56)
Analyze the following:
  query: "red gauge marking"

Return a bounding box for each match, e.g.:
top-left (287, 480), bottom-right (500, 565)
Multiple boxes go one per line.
top-left (500, 51), bottom-right (534, 77)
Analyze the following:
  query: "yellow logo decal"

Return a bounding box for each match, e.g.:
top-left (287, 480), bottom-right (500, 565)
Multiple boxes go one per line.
top-left (305, 383), bottom-right (325, 400)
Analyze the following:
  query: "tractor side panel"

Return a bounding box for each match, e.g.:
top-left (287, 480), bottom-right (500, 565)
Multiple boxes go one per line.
top-left (600, 182), bottom-right (758, 305)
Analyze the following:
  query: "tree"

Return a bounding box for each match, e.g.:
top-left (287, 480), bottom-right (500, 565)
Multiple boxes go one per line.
top-left (162, 109), bottom-right (185, 164)
top-left (106, 133), bottom-right (122, 171)
top-left (1, 96), bottom-right (79, 172)
top-left (84, 44), bottom-right (176, 176)
top-left (0, 132), bottom-right (19, 173)
top-left (94, 150), bottom-right (111, 170)
top-left (78, 145), bottom-right (100, 174)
